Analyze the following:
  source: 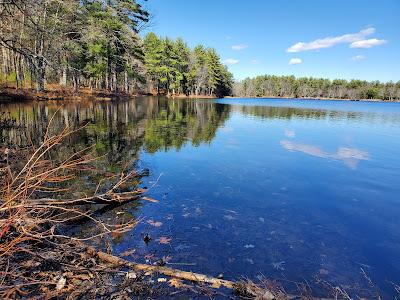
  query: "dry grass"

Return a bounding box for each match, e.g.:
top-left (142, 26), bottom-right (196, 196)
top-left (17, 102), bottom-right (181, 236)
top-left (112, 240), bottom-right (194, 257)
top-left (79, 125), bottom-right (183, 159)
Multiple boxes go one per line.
top-left (0, 113), bottom-right (152, 298)
top-left (234, 277), bottom-right (290, 300)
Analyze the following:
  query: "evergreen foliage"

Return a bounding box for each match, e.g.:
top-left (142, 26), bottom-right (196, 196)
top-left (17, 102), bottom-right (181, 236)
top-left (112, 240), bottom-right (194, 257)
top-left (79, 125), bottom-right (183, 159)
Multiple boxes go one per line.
top-left (143, 33), bottom-right (233, 97)
top-left (234, 75), bottom-right (400, 100)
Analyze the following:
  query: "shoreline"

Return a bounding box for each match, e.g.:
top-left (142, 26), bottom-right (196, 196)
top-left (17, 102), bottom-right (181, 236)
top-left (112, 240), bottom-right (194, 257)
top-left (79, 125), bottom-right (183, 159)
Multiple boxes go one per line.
top-left (0, 86), bottom-right (138, 102)
top-left (0, 87), bottom-right (219, 103)
top-left (224, 95), bottom-right (400, 103)
top-left (168, 94), bottom-right (217, 99)
top-left (1, 87), bottom-right (399, 103)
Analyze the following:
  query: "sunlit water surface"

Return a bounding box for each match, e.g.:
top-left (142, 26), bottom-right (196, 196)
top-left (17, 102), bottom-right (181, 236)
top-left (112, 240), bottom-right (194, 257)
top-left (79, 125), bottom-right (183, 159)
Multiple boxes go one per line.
top-left (2, 97), bottom-right (400, 297)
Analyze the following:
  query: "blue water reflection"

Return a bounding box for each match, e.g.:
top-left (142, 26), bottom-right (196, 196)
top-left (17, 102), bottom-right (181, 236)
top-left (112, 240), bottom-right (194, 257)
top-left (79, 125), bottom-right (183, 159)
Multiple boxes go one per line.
top-left (2, 97), bottom-right (400, 297)
top-left (135, 98), bottom-right (400, 297)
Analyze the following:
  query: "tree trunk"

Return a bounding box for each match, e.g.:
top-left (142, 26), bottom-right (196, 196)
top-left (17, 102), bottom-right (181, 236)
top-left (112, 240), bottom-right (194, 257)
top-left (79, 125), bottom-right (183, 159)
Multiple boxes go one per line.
top-left (60, 66), bottom-right (67, 86)
top-left (124, 71), bottom-right (128, 93)
top-left (36, 56), bottom-right (45, 92)
top-left (112, 66), bottom-right (117, 92)
top-left (36, 2), bottom-right (48, 93)
top-left (13, 51), bottom-right (20, 90)
top-left (106, 51), bottom-right (111, 91)
top-left (29, 60), bottom-right (34, 89)
top-left (1, 47), bottom-right (8, 84)
top-left (72, 72), bottom-right (79, 93)
top-left (105, 70), bottom-right (109, 91)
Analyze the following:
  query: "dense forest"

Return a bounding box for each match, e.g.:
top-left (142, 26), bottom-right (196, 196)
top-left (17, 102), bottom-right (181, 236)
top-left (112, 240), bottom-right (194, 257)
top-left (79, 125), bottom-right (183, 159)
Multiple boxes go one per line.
top-left (1, 1), bottom-right (398, 101)
top-left (0, 0), bottom-right (233, 97)
top-left (143, 33), bottom-right (233, 97)
top-left (234, 75), bottom-right (400, 101)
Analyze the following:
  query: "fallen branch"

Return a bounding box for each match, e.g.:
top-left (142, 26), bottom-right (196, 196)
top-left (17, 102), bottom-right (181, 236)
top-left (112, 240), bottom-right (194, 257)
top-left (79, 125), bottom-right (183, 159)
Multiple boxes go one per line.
top-left (87, 247), bottom-right (333, 300)
top-left (27, 194), bottom-right (142, 206)
top-left (87, 246), bottom-right (343, 299)
top-left (86, 246), bottom-right (235, 289)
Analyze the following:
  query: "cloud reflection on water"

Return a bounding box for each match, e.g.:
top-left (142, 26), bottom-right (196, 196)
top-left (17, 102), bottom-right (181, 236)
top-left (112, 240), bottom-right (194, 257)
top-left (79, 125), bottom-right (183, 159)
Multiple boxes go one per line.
top-left (280, 140), bottom-right (370, 169)
top-left (284, 129), bottom-right (296, 138)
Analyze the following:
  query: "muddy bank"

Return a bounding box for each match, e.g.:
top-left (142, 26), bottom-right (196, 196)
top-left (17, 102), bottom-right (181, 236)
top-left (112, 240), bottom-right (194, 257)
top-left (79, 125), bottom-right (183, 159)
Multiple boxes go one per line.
top-left (0, 87), bottom-right (220, 103)
top-left (0, 86), bottom-right (138, 102)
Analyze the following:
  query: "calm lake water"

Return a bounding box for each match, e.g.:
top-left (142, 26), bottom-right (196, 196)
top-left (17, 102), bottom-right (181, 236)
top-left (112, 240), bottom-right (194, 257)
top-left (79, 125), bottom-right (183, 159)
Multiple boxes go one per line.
top-left (2, 97), bottom-right (400, 297)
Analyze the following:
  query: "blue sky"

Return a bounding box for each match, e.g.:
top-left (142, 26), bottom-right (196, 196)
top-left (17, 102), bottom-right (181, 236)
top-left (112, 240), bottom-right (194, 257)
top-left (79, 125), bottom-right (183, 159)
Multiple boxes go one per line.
top-left (142, 0), bottom-right (400, 82)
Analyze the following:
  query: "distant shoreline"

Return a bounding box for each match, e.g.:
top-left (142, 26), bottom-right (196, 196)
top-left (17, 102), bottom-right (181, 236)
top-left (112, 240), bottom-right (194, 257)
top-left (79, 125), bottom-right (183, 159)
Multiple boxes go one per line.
top-left (168, 94), bottom-right (217, 99)
top-left (151, 94), bottom-right (400, 103)
top-left (224, 96), bottom-right (400, 103)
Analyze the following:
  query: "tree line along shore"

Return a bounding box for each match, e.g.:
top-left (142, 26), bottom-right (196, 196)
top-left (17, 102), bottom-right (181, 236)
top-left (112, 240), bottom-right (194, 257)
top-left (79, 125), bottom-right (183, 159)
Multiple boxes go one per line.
top-left (0, 0), bottom-right (233, 99)
top-left (233, 75), bottom-right (400, 101)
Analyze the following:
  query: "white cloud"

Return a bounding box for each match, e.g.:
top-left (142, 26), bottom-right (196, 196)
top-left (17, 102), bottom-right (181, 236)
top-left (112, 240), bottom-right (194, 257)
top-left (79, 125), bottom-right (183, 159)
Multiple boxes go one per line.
top-left (223, 58), bottom-right (239, 65)
top-left (251, 59), bottom-right (259, 64)
top-left (225, 36), bottom-right (232, 40)
top-left (289, 58), bottom-right (302, 65)
top-left (352, 55), bottom-right (366, 61)
top-left (350, 38), bottom-right (387, 49)
top-left (287, 27), bottom-right (375, 53)
top-left (232, 44), bottom-right (248, 50)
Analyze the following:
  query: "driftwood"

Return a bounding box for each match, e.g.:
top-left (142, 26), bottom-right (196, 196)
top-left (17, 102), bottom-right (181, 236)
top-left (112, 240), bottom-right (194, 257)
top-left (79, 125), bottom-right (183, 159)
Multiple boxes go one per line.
top-left (86, 247), bottom-right (235, 289)
top-left (29, 192), bottom-right (145, 206)
top-left (36, 96), bottom-right (64, 101)
top-left (87, 247), bottom-right (338, 300)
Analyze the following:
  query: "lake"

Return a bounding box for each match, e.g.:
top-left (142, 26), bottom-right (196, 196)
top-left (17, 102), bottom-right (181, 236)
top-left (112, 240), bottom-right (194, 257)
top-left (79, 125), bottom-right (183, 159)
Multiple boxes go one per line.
top-left (1, 97), bottom-right (400, 297)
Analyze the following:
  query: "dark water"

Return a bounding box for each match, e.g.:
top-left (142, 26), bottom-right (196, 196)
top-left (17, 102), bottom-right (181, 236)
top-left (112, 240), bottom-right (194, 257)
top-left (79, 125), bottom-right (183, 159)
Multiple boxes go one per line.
top-left (2, 97), bottom-right (400, 297)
